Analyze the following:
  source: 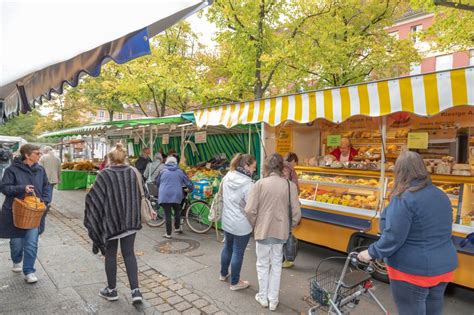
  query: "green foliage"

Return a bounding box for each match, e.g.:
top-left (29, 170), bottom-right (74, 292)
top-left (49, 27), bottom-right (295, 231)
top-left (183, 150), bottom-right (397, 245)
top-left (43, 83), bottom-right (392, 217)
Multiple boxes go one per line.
top-left (412, 0), bottom-right (474, 51)
top-left (0, 110), bottom-right (41, 141)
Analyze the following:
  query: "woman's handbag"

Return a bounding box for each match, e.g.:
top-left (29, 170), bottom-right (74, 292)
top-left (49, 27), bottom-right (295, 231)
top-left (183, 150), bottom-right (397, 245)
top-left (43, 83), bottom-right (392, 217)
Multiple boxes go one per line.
top-left (208, 180), bottom-right (224, 222)
top-left (12, 191), bottom-right (47, 229)
top-left (283, 180), bottom-right (298, 262)
top-left (131, 167), bottom-right (154, 223)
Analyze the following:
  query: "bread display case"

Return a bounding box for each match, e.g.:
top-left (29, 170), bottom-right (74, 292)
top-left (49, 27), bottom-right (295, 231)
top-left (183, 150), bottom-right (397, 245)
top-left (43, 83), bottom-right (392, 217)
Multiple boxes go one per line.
top-left (296, 167), bottom-right (383, 217)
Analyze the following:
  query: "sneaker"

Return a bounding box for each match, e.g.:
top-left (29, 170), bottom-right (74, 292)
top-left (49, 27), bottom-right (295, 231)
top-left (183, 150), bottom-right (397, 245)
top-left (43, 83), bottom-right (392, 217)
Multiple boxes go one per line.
top-left (24, 273), bottom-right (38, 284)
top-left (282, 260), bottom-right (294, 268)
top-left (99, 287), bottom-right (118, 301)
top-left (131, 289), bottom-right (143, 304)
top-left (219, 274), bottom-right (230, 281)
top-left (230, 280), bottom-right (249, 291)
top-left (12, 263), bottom-right (22, 273)
top-left (255, 294), bottom-right (269, 308)
top-left (269, 301), bottom-right (279, 311)
top-left (175, 226), bottom-right (183, 234)
top-left (163, 234), bottom-right (172, 239)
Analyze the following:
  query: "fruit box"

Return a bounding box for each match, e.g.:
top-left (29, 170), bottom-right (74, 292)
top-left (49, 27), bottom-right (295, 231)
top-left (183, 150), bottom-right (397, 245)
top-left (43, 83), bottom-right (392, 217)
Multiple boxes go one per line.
top-left (192, 180), bottom-right (212, 200)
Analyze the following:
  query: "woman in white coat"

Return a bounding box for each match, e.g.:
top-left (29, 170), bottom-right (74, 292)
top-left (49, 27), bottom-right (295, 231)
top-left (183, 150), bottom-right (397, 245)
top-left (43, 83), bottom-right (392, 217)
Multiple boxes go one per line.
top-left (219, 153), bottom-right (257, 291)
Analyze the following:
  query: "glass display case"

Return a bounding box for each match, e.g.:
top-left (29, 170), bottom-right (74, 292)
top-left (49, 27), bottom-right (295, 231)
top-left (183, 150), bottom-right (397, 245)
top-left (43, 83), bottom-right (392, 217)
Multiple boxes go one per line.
top-left (297, 167), bottom-right (383, 215)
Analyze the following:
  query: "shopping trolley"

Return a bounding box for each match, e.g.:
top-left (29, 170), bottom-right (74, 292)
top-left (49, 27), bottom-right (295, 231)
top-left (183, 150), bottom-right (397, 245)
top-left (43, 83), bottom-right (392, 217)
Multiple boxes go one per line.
top-left (308, 252), bottom-right (388, 315)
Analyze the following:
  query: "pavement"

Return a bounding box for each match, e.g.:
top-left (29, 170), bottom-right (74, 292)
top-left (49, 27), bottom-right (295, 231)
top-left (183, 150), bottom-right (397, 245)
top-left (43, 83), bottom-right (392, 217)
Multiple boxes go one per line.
top-left (0, 189), bottom-right (473, 315)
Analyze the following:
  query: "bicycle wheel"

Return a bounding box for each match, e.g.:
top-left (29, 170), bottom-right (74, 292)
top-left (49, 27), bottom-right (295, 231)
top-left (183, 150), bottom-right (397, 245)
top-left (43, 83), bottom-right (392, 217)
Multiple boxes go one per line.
top-left (185, 200), bottom-right (212, 233)
top-left (146, 201), bottom-right (165, 227)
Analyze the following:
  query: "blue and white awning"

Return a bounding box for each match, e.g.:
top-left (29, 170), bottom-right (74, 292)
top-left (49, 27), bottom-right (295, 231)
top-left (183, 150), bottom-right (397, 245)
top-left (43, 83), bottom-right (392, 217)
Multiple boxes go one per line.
top-left (0, 0), bottom-right (211, 122)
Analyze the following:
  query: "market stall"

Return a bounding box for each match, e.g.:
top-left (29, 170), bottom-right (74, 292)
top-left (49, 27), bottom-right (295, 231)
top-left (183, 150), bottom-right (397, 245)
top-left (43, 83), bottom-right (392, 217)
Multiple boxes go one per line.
top-left (194, 66), bottom-right (474, 288)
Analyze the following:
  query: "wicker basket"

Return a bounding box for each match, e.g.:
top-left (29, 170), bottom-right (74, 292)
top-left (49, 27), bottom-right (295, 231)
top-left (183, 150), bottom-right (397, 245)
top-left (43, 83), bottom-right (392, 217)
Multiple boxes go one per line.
top-left (12, 193), bottom-right (46, 229)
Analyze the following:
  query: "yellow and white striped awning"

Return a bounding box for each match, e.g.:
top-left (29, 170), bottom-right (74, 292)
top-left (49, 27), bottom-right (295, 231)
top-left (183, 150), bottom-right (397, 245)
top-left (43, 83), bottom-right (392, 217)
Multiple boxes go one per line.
top-left (195, 67), bottom-right (474, 128)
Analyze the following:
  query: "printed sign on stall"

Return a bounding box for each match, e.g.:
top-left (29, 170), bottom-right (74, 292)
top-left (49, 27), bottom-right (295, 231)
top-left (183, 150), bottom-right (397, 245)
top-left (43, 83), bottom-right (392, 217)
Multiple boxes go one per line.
top-left (195, 131), bottom-right (207, 144)
top-left (276, 126), bottom-right (293, 156)
top-left (162, 134), bottom-right (170, 145)
top-left (327, 135), bottom-right (342, 147)
top-left (407, 132), bottom-right (429, 149)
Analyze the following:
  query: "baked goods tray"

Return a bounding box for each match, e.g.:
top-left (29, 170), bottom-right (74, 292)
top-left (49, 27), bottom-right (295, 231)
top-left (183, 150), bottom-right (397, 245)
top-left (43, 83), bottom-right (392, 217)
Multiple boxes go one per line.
top-left (299, 179), bottom-right (380, 191)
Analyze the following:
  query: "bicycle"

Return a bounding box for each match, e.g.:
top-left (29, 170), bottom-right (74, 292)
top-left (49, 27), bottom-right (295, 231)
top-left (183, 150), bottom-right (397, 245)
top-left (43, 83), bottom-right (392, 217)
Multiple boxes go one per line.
top-left (308, 252), bottom-right (388, 315)
top-left (145, 184), bottom-right (214, 234)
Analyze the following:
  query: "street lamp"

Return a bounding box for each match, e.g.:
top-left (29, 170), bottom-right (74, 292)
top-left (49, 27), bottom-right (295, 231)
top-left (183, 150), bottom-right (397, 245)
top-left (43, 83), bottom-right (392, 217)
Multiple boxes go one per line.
top-left (434, 0), bottom-right (474, 11)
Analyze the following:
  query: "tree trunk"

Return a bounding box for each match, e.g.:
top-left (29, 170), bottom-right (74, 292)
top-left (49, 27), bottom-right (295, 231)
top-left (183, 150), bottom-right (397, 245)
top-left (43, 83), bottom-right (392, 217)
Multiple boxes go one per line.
top-left (253, 1), bottom-right (265, 99)
top-left (108, 110), bottom-right (114, 122)
top-left (160, 90), bottom-right (167, 117)
top-left (134, 98), bottom-right (149, 117)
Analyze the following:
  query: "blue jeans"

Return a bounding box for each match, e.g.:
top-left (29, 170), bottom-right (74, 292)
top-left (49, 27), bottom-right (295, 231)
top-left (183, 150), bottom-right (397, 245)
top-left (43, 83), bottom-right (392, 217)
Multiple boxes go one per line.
top-left (220, 231), bottom-right (251, 285)
top-left (10, 228), bottom-right (39, 275)
top-left (390, 280), bottom-right (448, 315)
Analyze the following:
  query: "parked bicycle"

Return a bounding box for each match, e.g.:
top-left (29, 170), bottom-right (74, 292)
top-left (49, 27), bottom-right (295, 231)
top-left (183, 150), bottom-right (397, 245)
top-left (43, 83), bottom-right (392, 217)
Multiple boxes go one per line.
top-left (145, 184), bottom-right (214, 234)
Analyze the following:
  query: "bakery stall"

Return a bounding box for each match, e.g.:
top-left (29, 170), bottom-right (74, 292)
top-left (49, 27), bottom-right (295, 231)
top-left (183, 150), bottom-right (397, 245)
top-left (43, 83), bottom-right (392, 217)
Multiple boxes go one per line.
top-left (194, 66), bottom-right (474, 288)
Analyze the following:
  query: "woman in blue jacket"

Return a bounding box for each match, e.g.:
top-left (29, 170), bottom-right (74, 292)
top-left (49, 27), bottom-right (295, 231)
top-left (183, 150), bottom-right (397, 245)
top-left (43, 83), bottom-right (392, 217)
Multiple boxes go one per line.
top-left (0, 144), bottom-right (50, 284)
top-left (156, 156), bottom-right (193, 239)
top-left (358, 151), bottom-right (457, 315)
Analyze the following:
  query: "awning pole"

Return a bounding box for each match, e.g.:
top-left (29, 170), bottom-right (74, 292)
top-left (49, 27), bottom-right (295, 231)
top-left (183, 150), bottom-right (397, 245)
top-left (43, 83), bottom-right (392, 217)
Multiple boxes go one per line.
top-left (248, 125), bottom-right (251, 154)
top-left (91, 134), bottom-right (95, 160)
top-left (378, 116), bottom-right (387, 212)
top-left (149, 127), bottom-right (154, 157)
top-left (258, 122), bottom-right (267, 178)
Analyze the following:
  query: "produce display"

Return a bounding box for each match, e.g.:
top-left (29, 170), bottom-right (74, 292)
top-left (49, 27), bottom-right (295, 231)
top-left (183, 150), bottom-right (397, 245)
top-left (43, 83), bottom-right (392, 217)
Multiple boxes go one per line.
top-left (61, 160), bottom-right (97, 171)
top-left (184, 167), bottom-right (222, 182)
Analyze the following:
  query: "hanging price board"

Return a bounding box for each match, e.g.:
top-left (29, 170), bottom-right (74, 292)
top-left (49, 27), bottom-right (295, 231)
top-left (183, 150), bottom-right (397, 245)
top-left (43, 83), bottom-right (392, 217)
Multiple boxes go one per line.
top-left (327, 135), bottom-right (341, 147)
top-left (162, 134), bottom-right (170, 145)
top-left (195, 131), bottom-right (207, 144)
top-left (407, 132), bottom-right (428, 149)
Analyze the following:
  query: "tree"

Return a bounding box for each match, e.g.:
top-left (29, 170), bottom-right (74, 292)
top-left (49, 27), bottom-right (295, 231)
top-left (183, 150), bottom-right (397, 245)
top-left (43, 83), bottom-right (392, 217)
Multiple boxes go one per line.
top-left (0, 110), bottom-right (41, 141)
top-left (205, 0), bottom-right (420, 101)
top-left (33, 92), bottom-right (91, 134)
top-left (411, 0), bottom-right (474, 51)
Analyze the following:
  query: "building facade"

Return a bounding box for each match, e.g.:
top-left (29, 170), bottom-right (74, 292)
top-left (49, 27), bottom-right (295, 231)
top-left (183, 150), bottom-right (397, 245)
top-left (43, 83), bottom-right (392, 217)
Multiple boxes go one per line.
top-left (386, 12), bottom-right (473, 75)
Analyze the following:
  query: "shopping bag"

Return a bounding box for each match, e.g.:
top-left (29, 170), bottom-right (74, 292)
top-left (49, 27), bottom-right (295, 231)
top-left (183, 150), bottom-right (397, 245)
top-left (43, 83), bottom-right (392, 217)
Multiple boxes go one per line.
top-left (208, 180), bottom-right (224, 222)
top-left (283, 180), bottom-right (298, 261)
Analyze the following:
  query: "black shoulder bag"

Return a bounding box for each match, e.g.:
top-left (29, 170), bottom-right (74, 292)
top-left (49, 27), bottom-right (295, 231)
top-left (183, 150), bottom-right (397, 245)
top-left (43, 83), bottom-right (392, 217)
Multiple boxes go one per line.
top-left (283, 180), bottom-right (298, 262)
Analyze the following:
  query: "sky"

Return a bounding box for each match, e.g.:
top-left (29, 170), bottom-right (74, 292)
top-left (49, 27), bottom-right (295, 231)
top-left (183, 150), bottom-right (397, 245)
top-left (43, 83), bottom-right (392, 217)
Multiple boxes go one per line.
top-left (184, 7), bottom-right (217, 50)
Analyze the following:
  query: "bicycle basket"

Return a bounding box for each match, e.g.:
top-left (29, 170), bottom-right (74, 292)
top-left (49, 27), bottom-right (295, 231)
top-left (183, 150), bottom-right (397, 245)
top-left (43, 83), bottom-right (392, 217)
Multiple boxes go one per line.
top-left (309, 269), bottom-right (339, 306)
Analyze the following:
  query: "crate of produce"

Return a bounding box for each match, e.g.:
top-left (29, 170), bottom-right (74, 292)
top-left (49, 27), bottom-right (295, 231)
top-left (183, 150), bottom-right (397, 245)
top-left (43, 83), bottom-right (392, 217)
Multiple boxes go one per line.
top-left (192, 179), bottom-right (213, 200)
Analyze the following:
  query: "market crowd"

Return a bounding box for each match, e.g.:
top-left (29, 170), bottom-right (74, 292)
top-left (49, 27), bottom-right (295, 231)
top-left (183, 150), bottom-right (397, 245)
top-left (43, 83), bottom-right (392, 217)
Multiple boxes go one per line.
top-left (0, 142), bottom-right (461, 314)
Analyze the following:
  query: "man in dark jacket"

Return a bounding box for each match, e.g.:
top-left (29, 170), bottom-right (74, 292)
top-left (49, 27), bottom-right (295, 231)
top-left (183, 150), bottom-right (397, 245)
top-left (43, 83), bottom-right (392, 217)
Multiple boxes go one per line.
top-left (135, 147), bottom-right (151, 175)
top-left (0, 144), bottom-right (50, 284)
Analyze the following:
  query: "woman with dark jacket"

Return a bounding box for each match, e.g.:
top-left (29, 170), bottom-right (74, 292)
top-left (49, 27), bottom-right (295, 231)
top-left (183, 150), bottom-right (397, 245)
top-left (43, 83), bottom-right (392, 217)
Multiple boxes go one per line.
top-left (358, 151), bottom-right (458, 315)
top-left (84, 144), bottom-right (154, 305)
top-left (156, 156), bottom-right (193, 239)
top-left (0, 144), bottom-right (50, 284)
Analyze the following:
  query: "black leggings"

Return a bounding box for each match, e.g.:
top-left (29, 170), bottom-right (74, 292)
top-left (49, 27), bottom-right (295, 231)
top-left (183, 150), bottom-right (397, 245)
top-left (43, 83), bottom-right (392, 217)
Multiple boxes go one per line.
top-left (161, 203), bottom-right (182, 235)
top-left (105, 233), bottom-right (138, 290)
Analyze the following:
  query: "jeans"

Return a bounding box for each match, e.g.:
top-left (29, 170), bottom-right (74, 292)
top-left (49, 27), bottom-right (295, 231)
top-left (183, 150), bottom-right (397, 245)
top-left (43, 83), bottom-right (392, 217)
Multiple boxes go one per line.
top-left (256, 242), bottom-right (284, 304)
top-left (161, 203), bottom-right (182, 235)
top-left (390, 280), bottom-right (448, 315)
top-left (10, 228), bottom-right (39, 275)
top-left (220, 231), bottom-right (251, 285)
top-left (105, 233), bottom-right (139, 290)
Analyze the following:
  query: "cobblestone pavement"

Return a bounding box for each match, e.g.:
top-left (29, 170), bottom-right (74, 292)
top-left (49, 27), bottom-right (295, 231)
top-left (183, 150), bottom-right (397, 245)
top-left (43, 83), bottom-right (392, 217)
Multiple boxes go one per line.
top-left (49, 207), bottom-right (228, 315)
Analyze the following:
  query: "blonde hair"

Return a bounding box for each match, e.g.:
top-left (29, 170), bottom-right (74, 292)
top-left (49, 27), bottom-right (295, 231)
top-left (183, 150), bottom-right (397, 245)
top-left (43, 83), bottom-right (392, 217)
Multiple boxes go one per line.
top-left (229, 153), bottom-right (256, 171)
top-left (108, 143), bottom-right (127, 165)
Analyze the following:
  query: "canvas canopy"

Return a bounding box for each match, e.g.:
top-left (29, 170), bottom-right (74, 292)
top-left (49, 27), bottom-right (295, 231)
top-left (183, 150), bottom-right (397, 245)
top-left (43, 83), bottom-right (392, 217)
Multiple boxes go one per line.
top-left (194, 67), bottom-right (474, 128)
top-left (0, 0), bottom-right (211, 122)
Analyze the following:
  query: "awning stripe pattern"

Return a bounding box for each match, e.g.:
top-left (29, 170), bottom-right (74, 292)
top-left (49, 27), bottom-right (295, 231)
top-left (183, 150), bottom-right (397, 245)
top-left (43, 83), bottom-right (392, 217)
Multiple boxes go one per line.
top-left (194, 67), bottom-right (474, 128)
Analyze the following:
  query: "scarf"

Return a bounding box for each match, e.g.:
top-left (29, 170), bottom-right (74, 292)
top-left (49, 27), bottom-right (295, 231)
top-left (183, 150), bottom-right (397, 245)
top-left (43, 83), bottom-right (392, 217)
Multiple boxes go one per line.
top-left (236, 166), bottom-right (252, 178)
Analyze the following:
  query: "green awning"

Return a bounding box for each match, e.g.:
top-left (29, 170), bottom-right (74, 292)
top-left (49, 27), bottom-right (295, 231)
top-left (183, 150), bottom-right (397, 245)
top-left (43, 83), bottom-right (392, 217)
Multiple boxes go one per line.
top-left (105, 115), bottom-right (187, 128)
top-left (39, 123), bottom-right (106, 138)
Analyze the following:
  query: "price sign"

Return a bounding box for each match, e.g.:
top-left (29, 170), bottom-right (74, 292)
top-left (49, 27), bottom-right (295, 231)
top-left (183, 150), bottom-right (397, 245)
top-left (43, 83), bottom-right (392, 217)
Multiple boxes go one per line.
top-left (162, 134), bottom-right (170, 145)
top-left (195, 131), bottom-right (207, 144)
top-left (327, 135), bottom-right (341, 147)
top-left (407, 132), bottom-right (428, 149)
top-left (276, 126), bottom-right (293, 156)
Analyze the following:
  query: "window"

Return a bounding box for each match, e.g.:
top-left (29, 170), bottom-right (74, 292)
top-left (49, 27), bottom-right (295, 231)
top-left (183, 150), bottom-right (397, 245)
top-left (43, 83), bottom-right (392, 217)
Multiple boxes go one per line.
top-left (118, 112), bottom-right (123, 120)
top-left (127, 114), bottom-right (132, 120)
top-left (410, 24), bottom-right (423, 44)
top-left (470, 50), bottom-right (474, 66)
top-left (99, 110), bottom-right (105, 119)
top-left (388, 31), bottom-right (399, 40)
top-left (436, 54), bottom-right (453, 71)
top-left (410, 63), bottom-right (421, 75)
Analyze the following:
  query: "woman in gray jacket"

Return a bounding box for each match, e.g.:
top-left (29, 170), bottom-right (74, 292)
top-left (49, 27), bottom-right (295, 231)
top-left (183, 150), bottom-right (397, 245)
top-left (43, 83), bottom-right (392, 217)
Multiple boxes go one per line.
top-left (219, 154), bottom-right (257, 291)
top-left (245, 153), bottom-right (301, 311)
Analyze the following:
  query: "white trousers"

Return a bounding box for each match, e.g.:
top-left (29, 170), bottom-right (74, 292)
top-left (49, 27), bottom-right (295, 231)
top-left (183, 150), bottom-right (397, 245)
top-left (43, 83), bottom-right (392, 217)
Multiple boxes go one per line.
top-left (255, 242), bottom-right (284, 304)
